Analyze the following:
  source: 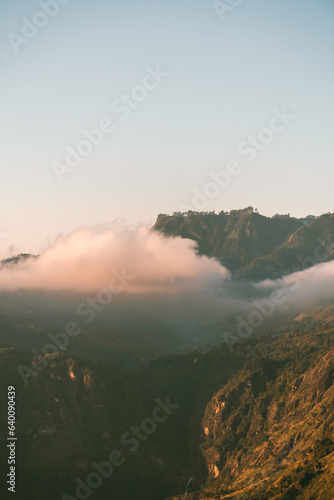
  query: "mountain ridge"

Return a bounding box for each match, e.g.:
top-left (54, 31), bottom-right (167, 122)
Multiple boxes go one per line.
top-left (153, 209), bottom-right (334, 280)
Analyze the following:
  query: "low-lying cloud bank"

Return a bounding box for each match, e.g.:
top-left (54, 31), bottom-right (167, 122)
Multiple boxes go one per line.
top-left (256, 259), bottom-right (334, 308)
top-left (0, 226), bottom-right (229, 293)
top-left (1, 224), bottom-right (334, 322)
top-left (2, 225), bottom-right (334, 357)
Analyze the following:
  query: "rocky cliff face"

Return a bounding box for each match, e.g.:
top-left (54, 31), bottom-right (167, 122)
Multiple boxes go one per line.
top-left (172, 337), bottom-right (334, 499)
top-left (1, 320), bottom-right (334, 500)
top-left (0, 350), bottom-right (193, 500)
top-left (153, 211), bottom-right (334, 279)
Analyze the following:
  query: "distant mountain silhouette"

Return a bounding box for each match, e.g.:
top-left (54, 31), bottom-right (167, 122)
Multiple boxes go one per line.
top-left (153, 209), bottom-right (333, 279)
top-left (0, 253), bottom-right (38, 268)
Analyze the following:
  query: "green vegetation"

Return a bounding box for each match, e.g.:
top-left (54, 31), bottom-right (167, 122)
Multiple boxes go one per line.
top-left (153, 210), bottom-right (334, 279)
top-left (1, 312), bottom-right (334, 499)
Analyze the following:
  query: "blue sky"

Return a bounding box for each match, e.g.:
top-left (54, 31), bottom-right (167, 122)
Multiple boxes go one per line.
top-left (0, 0), bottom-right (333, 257)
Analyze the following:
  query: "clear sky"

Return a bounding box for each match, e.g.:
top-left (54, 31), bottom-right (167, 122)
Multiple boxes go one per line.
top-left (0, 0), bottom-right (333, 257)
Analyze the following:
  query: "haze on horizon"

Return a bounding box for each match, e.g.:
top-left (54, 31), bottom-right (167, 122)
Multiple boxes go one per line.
top-left (2, 222), bottom-right (334, 349)
top-left (1, 0), bottom-right (333, 258)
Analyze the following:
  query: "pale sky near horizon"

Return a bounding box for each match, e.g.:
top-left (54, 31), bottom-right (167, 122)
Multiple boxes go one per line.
top-left (0, 0), bottom-right (333, 258)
